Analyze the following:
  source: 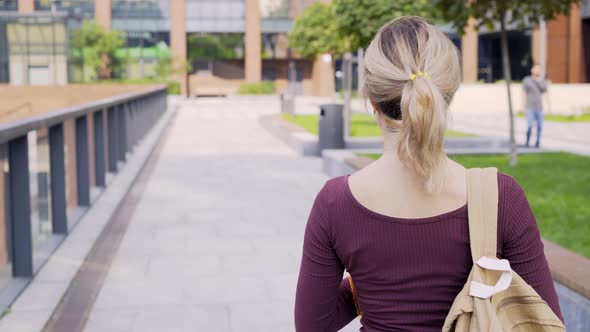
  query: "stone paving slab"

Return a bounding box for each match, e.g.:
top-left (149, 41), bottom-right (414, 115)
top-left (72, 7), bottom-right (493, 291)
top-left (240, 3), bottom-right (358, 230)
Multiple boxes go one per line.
top-left (83, 98), bottom-right (361, 332)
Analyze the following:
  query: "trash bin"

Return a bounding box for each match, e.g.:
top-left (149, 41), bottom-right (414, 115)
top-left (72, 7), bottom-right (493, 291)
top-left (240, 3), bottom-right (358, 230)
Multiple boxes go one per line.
top-left (280, 93), bottom-right (295, 115)
top-left (319, 104), bottom-right (345, 151)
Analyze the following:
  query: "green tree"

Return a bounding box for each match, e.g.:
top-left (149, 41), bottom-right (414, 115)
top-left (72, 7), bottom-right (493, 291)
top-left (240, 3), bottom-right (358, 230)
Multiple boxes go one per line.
top-left (287, 3), bottom-right (347, 59)
top-left (70, 22), bottom-right (125, 80)
top-left (155, 55), bottom-right (173, 81)
top-left (333, 0), bottom-right (432, 51)
top-left (188, 34), bottom-right (243, 60)
top-left (432, 0), bottom-right (579, 166)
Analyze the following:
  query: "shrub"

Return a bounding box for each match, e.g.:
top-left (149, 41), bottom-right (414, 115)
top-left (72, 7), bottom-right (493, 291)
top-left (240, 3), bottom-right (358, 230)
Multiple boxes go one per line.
top-left (167, 81), bottom-right (181, 95)
top-left (238, 81), bottom-right (276, 95)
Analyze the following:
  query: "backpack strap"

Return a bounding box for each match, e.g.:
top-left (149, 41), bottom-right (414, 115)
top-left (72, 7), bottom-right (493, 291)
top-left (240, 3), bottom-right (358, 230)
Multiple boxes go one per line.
top-left (467, 168), bottom-right (499, 261)
top-left (467, 168), bottom-right (513, 299)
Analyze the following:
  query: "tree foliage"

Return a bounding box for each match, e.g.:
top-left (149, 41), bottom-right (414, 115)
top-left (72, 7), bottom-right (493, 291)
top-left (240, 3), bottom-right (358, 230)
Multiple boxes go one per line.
top-left (70, 22), bottom-right (125, 80)
top-left (432, 0), bottom-right (579, 166)
top-left (188, 34), bottom-right (243, 60)
top-left (334, 0), bottom-right (432, 51)
top-left (432, 0), bottom-right (579, 33)
top-left (288, 3), bottom-right (347, 60)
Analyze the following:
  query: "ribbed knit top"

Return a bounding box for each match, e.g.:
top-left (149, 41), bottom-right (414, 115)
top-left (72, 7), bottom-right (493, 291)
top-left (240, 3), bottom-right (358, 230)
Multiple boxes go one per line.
top-left (295, 173), bottom-right (562, 331)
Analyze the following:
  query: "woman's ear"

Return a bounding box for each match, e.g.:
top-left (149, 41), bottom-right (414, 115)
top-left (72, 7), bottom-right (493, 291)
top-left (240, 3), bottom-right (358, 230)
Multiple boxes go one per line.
top-left (369, 99), bottom-right (380, 115)
top-left (370, 100), bottom-right (385, 128)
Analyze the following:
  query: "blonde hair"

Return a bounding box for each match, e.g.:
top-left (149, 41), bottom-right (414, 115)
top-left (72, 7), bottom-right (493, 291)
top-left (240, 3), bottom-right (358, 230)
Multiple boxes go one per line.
top-left (362, 16), bottom-right (461, 192)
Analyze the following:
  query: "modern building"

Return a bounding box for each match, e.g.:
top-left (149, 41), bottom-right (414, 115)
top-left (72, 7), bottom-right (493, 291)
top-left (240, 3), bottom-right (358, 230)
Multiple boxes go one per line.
top-left (0, 0), bottom-right (334, 96)
top-left (0, 0), bottom-right (588, 96)
top-left (460, 1), bottom-right (589, 84)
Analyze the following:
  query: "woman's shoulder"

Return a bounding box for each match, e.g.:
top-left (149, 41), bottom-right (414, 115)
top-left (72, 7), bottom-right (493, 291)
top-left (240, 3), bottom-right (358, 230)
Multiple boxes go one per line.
top-left (496, 171), bottom-right (535, 233)
top-left (497, 172), bottom-right (525, 200)
top-left (315, 175), bottom-right (351, 207)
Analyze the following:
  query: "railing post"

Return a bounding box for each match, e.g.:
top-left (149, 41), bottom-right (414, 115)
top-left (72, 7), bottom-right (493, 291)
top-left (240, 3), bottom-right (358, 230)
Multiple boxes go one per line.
top-left (117, 104), bottom-right (127, 162)
top-left (107, 107), bottom-right (118, 173)
top-left (127, 103), bottom-right (134, 149)
top-left (75, 116), bottom-right (90, 206)
top-left (93, 110), bottom-right (106, 187)
top-left (49, 124), bottom-right (67, 235)
top-left (161, 91), bottom-right (168, 118)
top-left (8, 135), bottom-right (33, 277)
top-left (136, 101), bottom-right (141, 141)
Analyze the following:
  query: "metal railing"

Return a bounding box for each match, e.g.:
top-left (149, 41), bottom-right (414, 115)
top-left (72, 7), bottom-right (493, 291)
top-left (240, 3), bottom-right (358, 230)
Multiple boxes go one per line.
top-left (0, 85), bottom-right (168, 279)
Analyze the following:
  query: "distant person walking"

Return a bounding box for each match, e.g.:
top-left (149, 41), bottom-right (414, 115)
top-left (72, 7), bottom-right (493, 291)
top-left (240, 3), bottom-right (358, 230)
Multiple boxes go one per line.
top-left (522, 65), bottom-right (547, 147)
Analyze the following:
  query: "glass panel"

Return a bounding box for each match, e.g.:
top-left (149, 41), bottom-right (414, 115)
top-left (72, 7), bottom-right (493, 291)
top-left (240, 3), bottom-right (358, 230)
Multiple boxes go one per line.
top-left (113, 0), bottom-right (170, 18)
top-left (259, 0), bottom-right (290, 18)
top-left (35, 0), bottom-right (94, 17)
top-left (0, 21), bottom-right (8, 83)
top-left (188, 34), bottom-right (244, 60)
top-left (6, 19), bottom-right (67, 55)
top-left (28, 129), bottom-right (52, 248)
top-left (0, 144), bottom-right (12, 292)
top-left (185, 0), bottom-right (245, 33)
top-left (112, 1), bottom-right (171, 80)
top-left (0, 0), bottom-right (17, 11)
top-left (262, 33), bottom-right (289, 59)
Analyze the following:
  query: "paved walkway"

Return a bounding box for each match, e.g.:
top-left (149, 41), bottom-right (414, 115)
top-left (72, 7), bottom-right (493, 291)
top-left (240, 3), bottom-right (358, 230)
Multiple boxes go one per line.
top-left (450, 112), bottom-right (590, 156)
top-left (82, 97), bottom-right (360, 332)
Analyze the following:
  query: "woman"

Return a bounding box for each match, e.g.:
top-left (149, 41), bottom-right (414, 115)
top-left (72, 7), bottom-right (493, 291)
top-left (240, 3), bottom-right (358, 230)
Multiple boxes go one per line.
top-left (294, 17), bottom-right (562, 331)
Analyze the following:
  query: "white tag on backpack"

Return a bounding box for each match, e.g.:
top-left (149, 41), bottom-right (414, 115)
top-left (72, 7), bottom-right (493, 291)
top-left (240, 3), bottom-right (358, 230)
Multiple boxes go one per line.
top-left (469, 256), bottom-right (513, 299)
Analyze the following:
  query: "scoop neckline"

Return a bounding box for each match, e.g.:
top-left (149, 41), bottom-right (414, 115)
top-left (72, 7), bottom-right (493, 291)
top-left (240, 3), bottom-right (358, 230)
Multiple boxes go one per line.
top-left (344, 175), bottom-right (468, 225)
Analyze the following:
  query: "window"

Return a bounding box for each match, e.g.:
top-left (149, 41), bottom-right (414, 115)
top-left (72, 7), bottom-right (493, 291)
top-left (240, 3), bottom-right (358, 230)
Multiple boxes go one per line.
top-left (34, 0), bottom-right (94, 17)
top-left (0, 0), bottom-right (17, 11)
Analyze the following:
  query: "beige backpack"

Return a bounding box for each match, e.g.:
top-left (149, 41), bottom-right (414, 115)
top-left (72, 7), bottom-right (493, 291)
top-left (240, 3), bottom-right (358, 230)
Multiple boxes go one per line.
top-left (443, 168), bottom-right (565, 331)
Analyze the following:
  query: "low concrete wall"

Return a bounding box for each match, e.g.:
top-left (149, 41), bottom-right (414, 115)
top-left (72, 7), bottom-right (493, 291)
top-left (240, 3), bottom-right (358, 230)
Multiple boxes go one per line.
top-left (290, 83), bottom-right (590, 116)
top-left (261, 113), bottom-right (559, 158)
top-left (556, 282), bottom-right (590, 331)
top-left (452, 83), bottom-right (590, 115)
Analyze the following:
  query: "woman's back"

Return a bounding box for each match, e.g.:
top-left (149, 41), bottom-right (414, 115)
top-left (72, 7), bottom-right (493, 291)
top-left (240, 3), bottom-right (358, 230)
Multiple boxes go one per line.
top-left (294, 16), bottom-right (562, 331)
top-left (295, 174), bottom-right (561, 331)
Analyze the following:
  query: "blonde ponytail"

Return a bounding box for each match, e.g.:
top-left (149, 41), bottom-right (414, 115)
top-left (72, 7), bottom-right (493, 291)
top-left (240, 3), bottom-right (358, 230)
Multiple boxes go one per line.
top-left (362, 16), bottom-right (461, 192)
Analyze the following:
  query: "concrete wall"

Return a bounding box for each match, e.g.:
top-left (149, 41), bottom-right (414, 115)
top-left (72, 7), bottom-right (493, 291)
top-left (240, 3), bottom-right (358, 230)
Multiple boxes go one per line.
top-left (461, 18), bottom-right (479, 83)
top-left (451, 83), bottom-right (590, 114)
top-left (311, 55), bottom-right (335, 97)
top-left (545, 4), bottom-right (585, 83)
top-left (245, 0), bottom-right (262, 82)
top-left (17, 0), bottom-right (33, 13)
top-left (170, 0), bottom-right (187, 96)
top-left (95, 0), bottom-right (112, 32)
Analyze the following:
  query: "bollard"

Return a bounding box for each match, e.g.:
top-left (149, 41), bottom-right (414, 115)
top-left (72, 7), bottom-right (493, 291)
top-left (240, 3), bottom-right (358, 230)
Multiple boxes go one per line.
top-left (318, 104), bottom-right (345, 152)
top-left (280, 93), bottom-right (295, 115)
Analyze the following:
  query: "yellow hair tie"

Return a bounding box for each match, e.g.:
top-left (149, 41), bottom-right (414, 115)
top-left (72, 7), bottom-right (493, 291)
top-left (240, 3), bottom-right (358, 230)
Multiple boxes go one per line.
top-left (410, 71), bottom-right (431, 81)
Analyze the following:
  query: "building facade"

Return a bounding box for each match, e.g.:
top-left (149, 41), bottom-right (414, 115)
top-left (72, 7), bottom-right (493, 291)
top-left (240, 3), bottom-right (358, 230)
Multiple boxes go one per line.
top-left (0, 0), bottom-right (588, 95)
top-left (0, 0), bottom-right (333, 96)
top-left (461, 1), bottom-right (589, 84)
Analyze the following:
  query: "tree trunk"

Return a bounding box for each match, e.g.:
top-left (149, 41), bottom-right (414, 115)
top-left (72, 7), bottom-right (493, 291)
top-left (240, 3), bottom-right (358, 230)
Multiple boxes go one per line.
top-left (500, 15), bottom-right (518, 167)
top-left (343, 52), bottom-right (353, 138)
top-left (98, 53), bottom-right (112, 80)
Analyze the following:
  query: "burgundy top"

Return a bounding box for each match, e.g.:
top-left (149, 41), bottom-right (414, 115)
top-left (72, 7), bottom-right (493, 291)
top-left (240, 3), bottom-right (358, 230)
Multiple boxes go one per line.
top-left (295, 174), bottom-right (562, 331)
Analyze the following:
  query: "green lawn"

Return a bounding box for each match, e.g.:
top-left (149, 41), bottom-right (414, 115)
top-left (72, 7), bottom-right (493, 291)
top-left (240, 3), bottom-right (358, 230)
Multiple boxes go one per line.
top-left (517, 112), bottom-right (590, 123)
top-left (281, 113), bottom-right (474, 137)
top-left (362, 153), bottom-right (590, 258)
